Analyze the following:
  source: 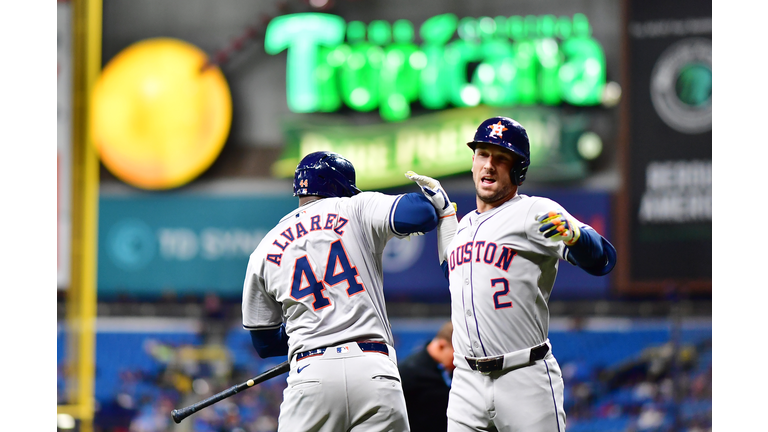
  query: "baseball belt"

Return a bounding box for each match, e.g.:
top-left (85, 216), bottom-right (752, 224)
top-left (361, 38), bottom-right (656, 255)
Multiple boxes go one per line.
top-left (295, 341), bottom-right (389, 361)
top-left (465, 342), bottom-right (550, 373)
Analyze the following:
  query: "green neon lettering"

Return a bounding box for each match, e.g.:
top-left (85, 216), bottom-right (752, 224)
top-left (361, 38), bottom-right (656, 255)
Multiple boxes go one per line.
top-left (380, 20), bottom-right (420, 121)
top-left (474, 38), bottom-right (515, 106)
top-left (559, 36), bottom-right (605, 105)
top-left (266, 13), bottom-right (607, 121)
top-left (419, 13), bottom-right (458, 110)
top-left (264, 13), bottom-right (346, 112)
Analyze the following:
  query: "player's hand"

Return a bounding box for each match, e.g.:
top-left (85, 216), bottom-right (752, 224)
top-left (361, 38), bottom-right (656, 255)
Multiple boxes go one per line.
top-left (536, 212), bottom-right (581, 246)
top-left (405, 171), bottom-right (456, 216)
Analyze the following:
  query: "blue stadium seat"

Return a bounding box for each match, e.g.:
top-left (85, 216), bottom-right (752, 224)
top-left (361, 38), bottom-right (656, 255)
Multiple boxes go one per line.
top-left (567, 416), bottom-right (632, 432)
top-left (92, 332), bottom-right (202, 403)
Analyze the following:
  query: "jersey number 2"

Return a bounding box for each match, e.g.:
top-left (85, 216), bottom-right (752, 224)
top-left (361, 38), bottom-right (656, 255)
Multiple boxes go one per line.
top-left (290, 240), bottom-right (365, 310)
top-left (492, 278), bottom-right (513, 309)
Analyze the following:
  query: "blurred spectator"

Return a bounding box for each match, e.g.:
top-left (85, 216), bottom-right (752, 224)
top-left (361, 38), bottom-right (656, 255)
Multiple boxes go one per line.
top-left (204, 292), bottom-right (228, 344)
top-left (636, 401), bottom-right (665, 431)
top-left (128, 394), bottom-right (174, 432)
top-left (398, 321), bottom-right (454, 432)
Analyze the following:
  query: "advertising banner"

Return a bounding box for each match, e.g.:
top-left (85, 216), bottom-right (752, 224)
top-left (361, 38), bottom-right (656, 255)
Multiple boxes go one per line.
top-left (98, 190), bottom-right (613, 301)
top-left (98, 194), bottom-right (296, 298)
top-left (621, 0), bottom-right (712, 293)
top-left (274, 106), bottom-right (595, 190)
top-left (264, 12), bottom-right (610, 123)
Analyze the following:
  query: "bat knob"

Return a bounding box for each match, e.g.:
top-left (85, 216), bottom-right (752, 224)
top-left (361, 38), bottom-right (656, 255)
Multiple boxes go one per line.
top-left (171, 409), bottom-right (183, 424)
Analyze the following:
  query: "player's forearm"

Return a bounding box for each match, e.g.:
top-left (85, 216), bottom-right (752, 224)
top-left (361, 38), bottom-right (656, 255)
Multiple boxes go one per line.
top-left (565, 228), bottom-right (617, 276)
top-left (437, 213), bottom-right (458, 264)
top-left (250, 325), bottom-right (289, 358)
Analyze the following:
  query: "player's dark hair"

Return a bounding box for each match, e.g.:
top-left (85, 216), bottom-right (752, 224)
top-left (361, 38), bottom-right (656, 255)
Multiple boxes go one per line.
top-left (435, 321), bottom-right (453, 345)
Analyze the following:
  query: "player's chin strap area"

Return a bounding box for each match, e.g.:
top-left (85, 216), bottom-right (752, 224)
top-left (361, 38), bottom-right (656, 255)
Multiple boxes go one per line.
top-left (464, 340), bottom-right (551, 374)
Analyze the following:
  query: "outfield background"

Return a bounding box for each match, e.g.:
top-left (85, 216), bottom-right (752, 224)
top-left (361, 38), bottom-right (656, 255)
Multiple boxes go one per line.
top-left (51, 0), bottom-right (721, 431)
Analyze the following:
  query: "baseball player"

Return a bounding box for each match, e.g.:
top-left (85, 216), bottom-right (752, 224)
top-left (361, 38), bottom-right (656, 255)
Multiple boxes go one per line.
top-left (407, 116), bottom-right (617, 432)
top-left (242, 151), bottom-right (440, 432)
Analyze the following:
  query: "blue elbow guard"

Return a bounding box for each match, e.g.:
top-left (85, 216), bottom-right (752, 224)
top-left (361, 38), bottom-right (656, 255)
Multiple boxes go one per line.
top-left (392, 193), bottom-right (438, 234)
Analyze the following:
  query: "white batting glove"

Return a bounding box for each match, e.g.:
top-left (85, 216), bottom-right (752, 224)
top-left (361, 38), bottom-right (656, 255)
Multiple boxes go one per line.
top-left (405, 171), bottom-right (456, 217)
top-left (536, 212), bottom-right (581, 246)
top-left (406, 171), bottom-right (458, 263)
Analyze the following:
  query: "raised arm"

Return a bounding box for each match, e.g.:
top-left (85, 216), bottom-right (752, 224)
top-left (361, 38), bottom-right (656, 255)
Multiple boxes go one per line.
top-left (405, 171), bottom-right (458, 267)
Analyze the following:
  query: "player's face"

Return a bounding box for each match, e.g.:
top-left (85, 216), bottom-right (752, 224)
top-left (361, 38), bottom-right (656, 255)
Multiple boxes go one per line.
top-left (471, 143), bottom-right (518, 212)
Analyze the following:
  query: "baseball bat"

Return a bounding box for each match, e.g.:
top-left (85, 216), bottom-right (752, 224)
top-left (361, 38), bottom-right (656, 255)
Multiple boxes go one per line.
top-left (171, 360), bottom-right (290, 424)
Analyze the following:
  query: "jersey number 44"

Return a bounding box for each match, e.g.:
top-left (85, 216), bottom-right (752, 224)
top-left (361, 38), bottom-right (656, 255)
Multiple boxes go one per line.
top-left (290, 239), bottom-right (366, 311)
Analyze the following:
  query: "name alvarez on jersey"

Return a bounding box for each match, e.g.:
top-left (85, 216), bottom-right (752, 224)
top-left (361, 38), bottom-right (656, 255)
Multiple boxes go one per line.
top-left (266, 212), bottom-right (349, 267)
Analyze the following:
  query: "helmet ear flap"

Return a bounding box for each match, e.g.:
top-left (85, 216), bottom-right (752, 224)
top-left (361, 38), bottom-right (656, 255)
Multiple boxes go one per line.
top-left (511, 165), bottom-right (528, 186)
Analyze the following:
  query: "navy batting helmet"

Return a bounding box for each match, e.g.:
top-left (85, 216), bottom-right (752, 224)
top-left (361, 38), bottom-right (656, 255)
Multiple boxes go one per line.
top-left (467, 116), bottom-right (531, 186)
top-left (293, 151), bottom-right (362, 198)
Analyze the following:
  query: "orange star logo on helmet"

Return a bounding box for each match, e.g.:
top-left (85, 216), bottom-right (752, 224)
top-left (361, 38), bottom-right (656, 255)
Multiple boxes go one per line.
top-left (487, 121), bottom-right (508, 138)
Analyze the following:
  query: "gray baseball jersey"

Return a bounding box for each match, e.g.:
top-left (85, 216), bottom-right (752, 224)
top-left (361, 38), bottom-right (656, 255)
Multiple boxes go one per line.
top-left (242, 191), bottom-right (415, 432)
top-left (444, 194), bottom-right (583, 357)
top-left (242, 192), bottom-right (409, 358)
top-left (443, 194), bottom-right (587, 432)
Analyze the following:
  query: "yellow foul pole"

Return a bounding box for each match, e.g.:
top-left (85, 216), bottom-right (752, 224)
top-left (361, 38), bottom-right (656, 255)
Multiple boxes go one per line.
top-left (58, 0), bottom-right (101, 430)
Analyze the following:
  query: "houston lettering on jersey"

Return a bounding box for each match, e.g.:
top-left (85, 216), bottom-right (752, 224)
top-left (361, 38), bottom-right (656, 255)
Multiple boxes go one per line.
top-left (447, 241), bottom-right (517, 273)
top-left (266, 213), bottom-right (349, 266)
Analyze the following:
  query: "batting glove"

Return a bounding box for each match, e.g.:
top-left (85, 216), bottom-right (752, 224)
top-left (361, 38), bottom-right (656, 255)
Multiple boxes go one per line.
top-left (536, 212), bottom-right (581, 246)
top-left (405, 171), bottom-right (456, 217)
top-left (406, 171), bottom-right (458, 263)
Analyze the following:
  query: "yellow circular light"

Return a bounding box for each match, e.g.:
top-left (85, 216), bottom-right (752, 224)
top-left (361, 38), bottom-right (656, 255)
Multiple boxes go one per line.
top-left (91, 38), bottom-right (232, 190)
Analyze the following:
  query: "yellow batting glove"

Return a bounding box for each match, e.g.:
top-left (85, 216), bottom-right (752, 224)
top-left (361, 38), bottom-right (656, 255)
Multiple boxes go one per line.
top-left (536, 211), bottom-right (581, 246)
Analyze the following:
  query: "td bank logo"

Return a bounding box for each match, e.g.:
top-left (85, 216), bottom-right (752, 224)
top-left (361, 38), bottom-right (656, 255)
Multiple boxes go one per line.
top-left (650, 38), bottom-right (712, 134)
top-left (107, 219), bottom-right (268, 271)
top-left (107, 219), bottom-right (157, 271)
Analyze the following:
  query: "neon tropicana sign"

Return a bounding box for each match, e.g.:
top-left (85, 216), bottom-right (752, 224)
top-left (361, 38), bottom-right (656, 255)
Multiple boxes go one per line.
top-left (265, 13), bottom-right (607, 122)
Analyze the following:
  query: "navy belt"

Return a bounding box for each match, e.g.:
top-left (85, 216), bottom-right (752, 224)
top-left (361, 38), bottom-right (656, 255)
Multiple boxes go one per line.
top-left (466, 343), bottom-right (549, 373)
top-left (296, 341), bottom-right (389, 361)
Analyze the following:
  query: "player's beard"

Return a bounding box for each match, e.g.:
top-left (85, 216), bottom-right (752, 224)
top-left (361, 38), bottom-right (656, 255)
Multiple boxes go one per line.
top-left (474, 176), bottom-right (516, 207)
top-left (475, 181), bottom-right (512, 205)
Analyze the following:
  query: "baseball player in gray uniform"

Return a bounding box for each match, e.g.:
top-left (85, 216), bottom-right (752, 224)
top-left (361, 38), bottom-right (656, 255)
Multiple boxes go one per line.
top-left (242, 151), bottom-right (440, 432)
top-left (407, 116), bottom-right (617, 432)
